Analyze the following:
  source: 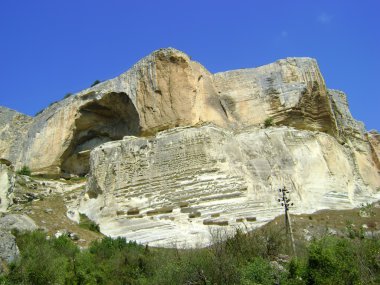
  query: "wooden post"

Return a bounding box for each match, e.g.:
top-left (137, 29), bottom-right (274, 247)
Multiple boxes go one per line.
top-left (278, 186), bottom-right (296, 257)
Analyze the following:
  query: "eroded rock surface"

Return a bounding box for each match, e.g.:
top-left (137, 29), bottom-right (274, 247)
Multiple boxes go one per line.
top-left (0, 163), bottom-right (15, 212)
top-left (79, 125), bottom-right (380, 247)
top-left (368, 130), bottom-right (380, 173)
top-left (0, 107), bottom-right (32, 167)
top-left (0, 214), bottom-right (38, 232)
top-left (0, 48), bottom-right (373, 178)
top-left (214, 58), bottom-right (338, 136)
top-left (0, 230), bottom-right (19, 264)
top-left (0, 48), bottom-right (379, 247)
top-left (0, 48), bottom-right (228, 176)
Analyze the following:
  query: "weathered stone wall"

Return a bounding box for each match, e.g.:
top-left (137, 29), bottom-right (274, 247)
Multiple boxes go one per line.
top-left (0, 107), bottom-right (32, 166)
top-left (79, 125), bottom-right (380, 247)
top-left (368, 131), bottom-right (380, 172)
top-left (0, 48), bottom-right (228, 176)
top-left (1, 48), bottom-right (379, 247)
top-left (328, 89), bottom-right (366, 140)
top-left (1, 49), bottom-right (374, 178)
top-left (214, 57), bottom-right (337, 136)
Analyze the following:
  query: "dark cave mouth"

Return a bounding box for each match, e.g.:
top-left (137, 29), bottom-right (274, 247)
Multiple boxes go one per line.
top-left (60, 92), bottom-right (140, 176)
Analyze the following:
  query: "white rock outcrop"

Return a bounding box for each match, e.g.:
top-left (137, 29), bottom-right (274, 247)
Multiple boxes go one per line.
top-left (0, 48), bottom-right (373, 178)
top-left (0, 163), bottom-right (14, 212)
top-left (1, 48), bottom-right (379, 247)
top-left (0, 49), bottom-right (229, 176)
top-left (79, 125), bottom-right (380, 247)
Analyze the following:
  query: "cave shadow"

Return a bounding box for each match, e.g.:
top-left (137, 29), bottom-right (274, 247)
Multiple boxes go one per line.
top-left (60, 92), bottom-right (140, 176)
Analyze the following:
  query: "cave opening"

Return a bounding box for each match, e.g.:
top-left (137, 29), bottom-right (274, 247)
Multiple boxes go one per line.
top-left (60, 92), bottom-right (140, 176)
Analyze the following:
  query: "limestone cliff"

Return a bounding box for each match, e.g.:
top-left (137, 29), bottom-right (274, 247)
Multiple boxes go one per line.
top-left (0, 48), bottom-right (379, 246)
top-left (0, 48), bottom-right (228, 176)
top-left (214, 58), bottom-right (338, 135)
top-left (0, 107), bottom-right (32, 166)
top-left (79, 125), bottom-right (380, 247)
top-left (0, 48), bottom-right (372, 177)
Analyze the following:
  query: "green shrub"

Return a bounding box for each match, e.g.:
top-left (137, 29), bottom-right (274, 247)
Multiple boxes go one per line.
top-left (79, 213), bottom-right (100, 232)
top-left (240, 257), bottom-right (276, 285)
top-left (87, 237), bottom-right (152, 284)
top-left (8, 231), bottom-right (71, 285)
top-left (264, 117), bottom-right (274, 128)
top-left (34, 109), bottom-right (44, 116)
top-left (3, 226), bottom-right (379, 285)
top-left (306, 236), bottom-right (360, 285)
top-left (16, 165), bottom-right (31, 176)
top-left (63, 92), bottom-right (73, 99)
top-left (91, 80), bottom-right (101, 87)
top-left (280, 258), bottom-right (307, 285)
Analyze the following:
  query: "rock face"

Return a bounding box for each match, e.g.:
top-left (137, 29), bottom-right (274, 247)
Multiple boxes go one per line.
top-left (79, 125), bottom-right (380, 247)
top-left (0, 214), bottom-right (38, 232)
top-left (0, 163), bottom-right (15, 212)
top-left (368, 130), bottom-right (380, 173)
top-left (0, 48), bottom-right (379, 246)
top-left (214, 58), bottom-right (338, 136)
top-left (0, 230), bottom-right (19, 264)
top-left (0, 49), bottom-right (228, 176)
top-left (0, 48), bottom-right (373, 178)
top-left (0, 107), bottom-right (32, 167)
top-left (0, 214), bottom-right (37, 269)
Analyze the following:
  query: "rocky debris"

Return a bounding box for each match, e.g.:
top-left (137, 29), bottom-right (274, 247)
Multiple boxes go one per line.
top-left (44, 208), bottom-right (53, 214)
top-left (79, 125), bottom-right (380, 247)
top-left (68, 232), bottom-right (79, 241)
top-left (0, 214), bottom-right (38, 232)
top-left (54, 229), bottom-right (79, 241)
top-left (270, 261), bottom-right (285, 272)
top-left (54, 229), bottom-right (68, 238)
top-left (66, 209), bottom-right (80, 223)
top-left (8, 174), bottom-right (86, 211)
top-left (0, 230), bottom-right (19, 263)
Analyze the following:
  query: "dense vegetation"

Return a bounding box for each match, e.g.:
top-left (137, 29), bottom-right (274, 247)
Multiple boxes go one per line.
top-left (1, 224), bottom-right (379, 285)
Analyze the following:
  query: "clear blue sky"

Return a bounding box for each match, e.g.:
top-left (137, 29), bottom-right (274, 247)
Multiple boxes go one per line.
top-left (0, 1), bottom-right (379, 130)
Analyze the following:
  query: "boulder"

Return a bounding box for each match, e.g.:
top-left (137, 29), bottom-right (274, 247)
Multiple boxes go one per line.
top-left (0, 214), bottom-right (38, 232)
top-left (0, 229), bottom-right (19, 263)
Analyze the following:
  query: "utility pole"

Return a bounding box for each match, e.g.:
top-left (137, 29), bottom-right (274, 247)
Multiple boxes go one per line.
top-left (277, 186), bottom-right (296, 257)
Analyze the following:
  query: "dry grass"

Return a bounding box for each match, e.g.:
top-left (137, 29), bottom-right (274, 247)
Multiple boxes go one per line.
top-left (266, 202), bottom-right (380, 242)
top-left (13, 193), bottom-right (102, 247)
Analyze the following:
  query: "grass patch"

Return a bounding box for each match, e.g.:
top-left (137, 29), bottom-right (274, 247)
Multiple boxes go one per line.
top-left (79, 213), bottom-right (100, 233)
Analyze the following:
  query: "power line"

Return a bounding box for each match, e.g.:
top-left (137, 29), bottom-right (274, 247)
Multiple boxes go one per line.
top-left (277, 186), bottom-right (296, 256)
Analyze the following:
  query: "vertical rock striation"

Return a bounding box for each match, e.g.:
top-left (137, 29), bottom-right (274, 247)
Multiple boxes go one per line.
top-left (214, 58), bottom-right (337, 136)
